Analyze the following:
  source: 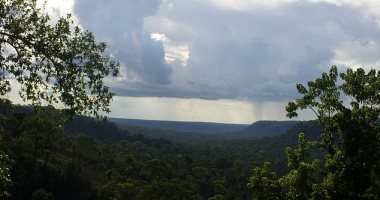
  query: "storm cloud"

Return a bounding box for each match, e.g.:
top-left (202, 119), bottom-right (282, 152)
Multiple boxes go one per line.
top-left (74, 0), bottom-right (172, 85)
top-left (73, 0), bottom-right (380, 101)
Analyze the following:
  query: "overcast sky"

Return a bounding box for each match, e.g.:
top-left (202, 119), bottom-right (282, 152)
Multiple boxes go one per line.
top-left (46, 0), bottom-right (380, 123)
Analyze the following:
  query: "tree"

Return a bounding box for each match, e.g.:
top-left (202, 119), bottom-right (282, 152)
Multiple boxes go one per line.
top-left (0, 0), bottom-right (119, 198)
top-left (248, 162), bottom-right (281, 200)
top-left (249, 66), bottom-right (380, 199)
top-left (0, 0), bottom-right (119, 118)
top-left (0, 150), bottom-right (13, 198)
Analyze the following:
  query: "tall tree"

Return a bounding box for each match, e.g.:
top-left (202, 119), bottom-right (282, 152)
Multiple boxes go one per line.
top-left (0, 0), bottom-right (119, 198)
top-left (249, 66), bottom-right (380, 199)
top-left (0, 0), bottom-right (119, 118)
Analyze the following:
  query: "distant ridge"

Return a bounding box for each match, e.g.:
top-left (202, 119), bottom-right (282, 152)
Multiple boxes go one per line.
top-left (236, 120), bottom-right (301, 137)
top-left (108, 118), bottom-right (249, 133)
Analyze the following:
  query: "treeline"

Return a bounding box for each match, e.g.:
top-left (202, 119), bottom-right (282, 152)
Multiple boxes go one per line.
top-left (115, 120), bottom-right (303, 144)
top-left (0, 100), bottom-right (322, 200)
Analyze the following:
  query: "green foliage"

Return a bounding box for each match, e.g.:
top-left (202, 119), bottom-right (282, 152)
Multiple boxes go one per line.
top-left (208, 194), bottom-right (225, 200)
top-left (0, 105), bottom-right (14, 198)
top-left (31, 188), bottom-right (54, 200)
top-left (250, 66), bottom-right (380, 199)
top-left (0, 100), bottom-right (320, 200)
top-left (0, 151), bottom-right (13, 198)
top-left (0, 0), bottom-right (119, 118)
top-left (248, 134), bottom-right (321, 200)
top-left (0, 1), bottom-right (113, 188)
top-left (248, 162), bottom-right (281, 200)
top-left (278, 134), bottom-right (321, 200)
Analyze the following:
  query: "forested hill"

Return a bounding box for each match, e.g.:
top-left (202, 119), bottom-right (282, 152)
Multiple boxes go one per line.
top-left (109, 118), bottom-right (303, 142)
top-left (68, 116), bottom-right (322, 144)
top-left (108, 118), bottom-right (249, 133)
top-left (235, 120), bottom-right (301, 138)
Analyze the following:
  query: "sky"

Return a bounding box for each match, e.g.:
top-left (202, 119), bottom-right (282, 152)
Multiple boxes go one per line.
top-left (42, 0), bottom-right (380, 124)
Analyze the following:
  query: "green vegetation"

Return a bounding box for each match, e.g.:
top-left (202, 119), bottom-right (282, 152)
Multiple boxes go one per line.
top-left (249, 66), bottom-right (380, 199)
top-left (112, 120), bottom-right (299, 143)
top-left (108, 118), bottom-right (249, 134)
top-left (1, 1), bottom-right (379, 199)
top-left (0, 101), bottom-right (320, 199)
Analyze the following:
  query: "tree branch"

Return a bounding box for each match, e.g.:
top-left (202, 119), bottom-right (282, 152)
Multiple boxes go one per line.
top-left (308, 105), bottom-right (321, 121)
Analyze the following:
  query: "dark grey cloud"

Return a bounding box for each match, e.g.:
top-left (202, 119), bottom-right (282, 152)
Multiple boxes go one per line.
top-left (74, 0), bottom-right (172, 85)
top-left (74, 0), bottom-right (380, 101)
top-left (148, 0), bottom-right (380, 100)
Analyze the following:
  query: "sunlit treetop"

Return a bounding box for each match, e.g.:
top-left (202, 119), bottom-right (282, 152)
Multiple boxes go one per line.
top-left (0, 0), bottom-right (120, 118)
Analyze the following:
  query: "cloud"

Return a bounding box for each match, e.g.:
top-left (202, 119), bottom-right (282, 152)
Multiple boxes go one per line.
top-left (73, 0), bottom-right (380, 101)
top-left (73, 0), bottom-right (172, 85)
top-left (144, 0), bottom-right (380, 101)
top-left (210, 0), bottom-right (298, 11)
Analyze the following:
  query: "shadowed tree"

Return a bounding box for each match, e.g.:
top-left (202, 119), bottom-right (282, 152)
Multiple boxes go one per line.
top-left (0, 149), bottom-right (13, 198)
top-left (0, 0), bottom-right (119, 118)
top-left (249, 66), bottom-right (380, 199)
top-left (0, 0), bottom-right (119, 198)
